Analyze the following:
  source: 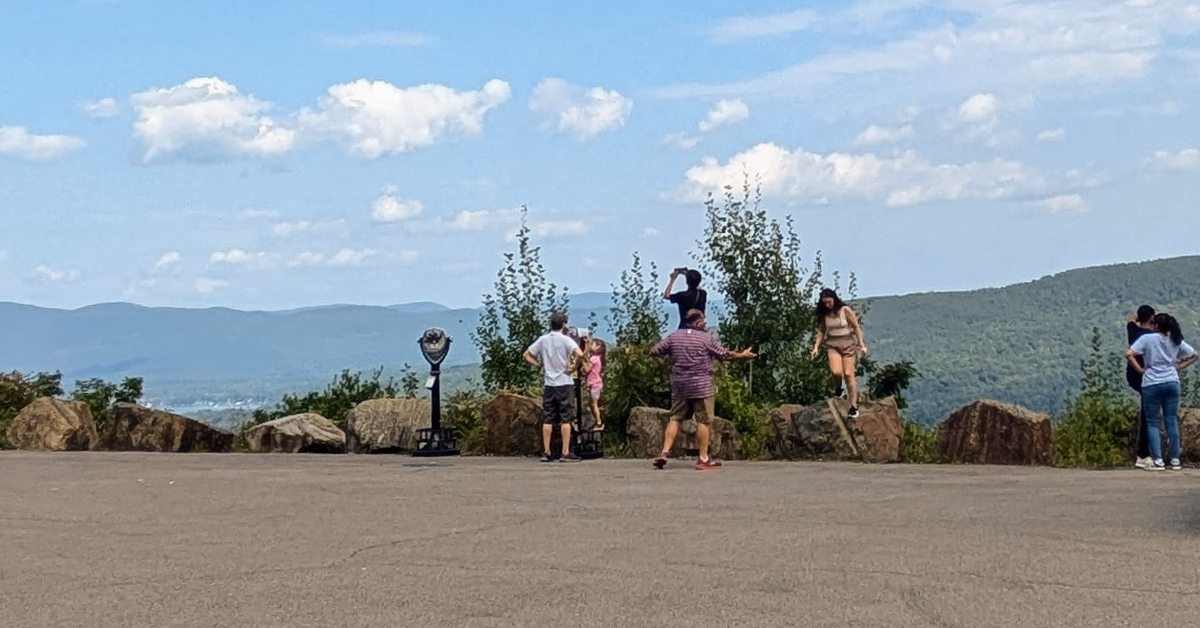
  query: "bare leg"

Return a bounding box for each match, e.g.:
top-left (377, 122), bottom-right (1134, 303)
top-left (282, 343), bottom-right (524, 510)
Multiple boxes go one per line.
top-left (590, 396), bottom-right (603, 429)
top-left (696, 422), bottom-right (711, 461)
top-left (541, 423), bottom-right (552, 455)
top-left (661, 419), bottom-right (680, 456)
top-left (560, 423), bottom-right (572, 457)
top-left (843, 354), bottom-right (859, 408)
top-left (826, 350), bottom-right (846, 398)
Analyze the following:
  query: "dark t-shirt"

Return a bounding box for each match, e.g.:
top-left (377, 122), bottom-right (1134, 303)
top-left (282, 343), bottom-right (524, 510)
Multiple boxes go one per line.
top-left (1126, 321), bottom-right (1150, 390)
top-left (669, 289), bottom-right (707, 329)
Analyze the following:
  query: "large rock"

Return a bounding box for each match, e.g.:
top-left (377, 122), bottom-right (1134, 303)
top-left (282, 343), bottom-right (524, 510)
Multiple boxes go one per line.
top-left (483, 393), bottom-right (544, 456)
top-left (769, 398), bottom-right (903, 462)
top-left (344, 398), bottom-right (430, 453)
top-left (626, 406), bottom-right (740, 460)
top-left (1137, 407), bottom-right (1200, 463)
top-left (936, 400), bottom-right (1052, 465)
top-left (101, 403), bottom-right (233, 453)
top-left (243, 413), bottom-right (345, 453)
top-left (6, 397), bottom-right (98, 451)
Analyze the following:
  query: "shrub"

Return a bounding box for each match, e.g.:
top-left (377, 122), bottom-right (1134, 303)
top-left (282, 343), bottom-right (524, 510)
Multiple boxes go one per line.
top-left (901, 420), bottom-right (940, 463)
top-left (252, 367), bottom-right (402, 428)
top-left (1054, 328), bottom-right (1137, 467)
top-left (0, 371), bottom-right (65, 449)
top-left (442, 388), bottom-right (488, 454)
top-left (69, 376), bottom-right (144, 428)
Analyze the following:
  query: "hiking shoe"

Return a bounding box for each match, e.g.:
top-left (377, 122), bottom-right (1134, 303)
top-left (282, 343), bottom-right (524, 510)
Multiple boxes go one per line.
top-left (1169, 458), bottom-right (1182, 470)
top-left (559, 453), bottom-right (582, 463)
top-left (1147, 459), bottom-right (1166, 472)
top-left (695, 458), bottom-right (723, 471)
top-left (847, 406), bottom-right (860, 419)
top-left (652, 454), bottom-right (669, 470)
top-left (540, 453), bottom-right (554, 463)
top-left (1134, 457), bottom-right (1152, 469)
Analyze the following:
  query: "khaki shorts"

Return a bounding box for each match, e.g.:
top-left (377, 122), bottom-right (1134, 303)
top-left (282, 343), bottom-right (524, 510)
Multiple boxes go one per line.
top-left (670, 396), bottom-right (714, 424)
top-left (826, 336), bottom-right (859, 358)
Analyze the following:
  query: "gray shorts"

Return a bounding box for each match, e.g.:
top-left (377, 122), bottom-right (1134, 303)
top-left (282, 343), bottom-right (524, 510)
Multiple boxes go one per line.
top-left (542, 385), bottom-right (575, 424)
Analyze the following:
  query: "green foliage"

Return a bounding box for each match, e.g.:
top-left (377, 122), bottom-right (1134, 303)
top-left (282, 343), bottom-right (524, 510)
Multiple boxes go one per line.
top-left (1180, 370), bottom-right (1200, 408)
top-left (696, 183), bottom-right (829, 404)
top-left (69, 376), bottom-right (144, 427)
top-left (442, 388), bottom-right (488, 454)
top-left (712, 364), bottom-right (770, 459)
top-left (862, 359), bottom-right (920, 410)
top-left (400, 363), bottom-right (422, 398)
top-left (901, 420), bottom-right (940, 463)
top-left (472, 206), bottom-right (569, 394)
top-left (0, 370), bottom-right (64, 449)
top-left (601, 253), bottom-right (671, 438)
top-left (1054, 328), bottom-right (1137, 467)
top-left (252, 367), bottom-right (402, 427)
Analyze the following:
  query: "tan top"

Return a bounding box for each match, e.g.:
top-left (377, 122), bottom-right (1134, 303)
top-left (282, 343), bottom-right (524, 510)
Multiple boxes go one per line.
top-left (824, 308), bottom-right (853, 338)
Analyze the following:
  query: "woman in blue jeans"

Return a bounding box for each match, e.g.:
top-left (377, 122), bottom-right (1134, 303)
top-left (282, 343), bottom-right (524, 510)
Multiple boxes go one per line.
top-left (1127, 313), bottom-right (1198, 471)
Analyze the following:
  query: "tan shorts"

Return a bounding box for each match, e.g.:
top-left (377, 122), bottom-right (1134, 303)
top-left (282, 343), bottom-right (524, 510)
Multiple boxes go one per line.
top-left (670, 396), bottom-right (714, 424)
top-left (826, 336), bottom-right (859, 358)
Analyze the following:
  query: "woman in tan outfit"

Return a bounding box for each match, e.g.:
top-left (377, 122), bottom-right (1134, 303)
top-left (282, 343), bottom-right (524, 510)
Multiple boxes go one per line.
top-left (810, 288), bottom-right (868, 418)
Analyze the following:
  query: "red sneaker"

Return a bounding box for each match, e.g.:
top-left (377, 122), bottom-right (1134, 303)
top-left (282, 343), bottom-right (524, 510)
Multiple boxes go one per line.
top-left (695, 458), bottom-right (723, 471)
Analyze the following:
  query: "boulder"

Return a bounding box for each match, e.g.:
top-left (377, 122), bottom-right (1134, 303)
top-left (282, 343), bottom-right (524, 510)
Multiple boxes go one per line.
top-left (344, 398), bottom-right (430, 453)
top-left (769, 398), bottom-right (903, 462)
top-left (6, 397), bottom-right (98, 451)
top-left (242, 413), bottom-right (345, 453)
top-left (483, 393), bottom-right (544, 456)
top-left (626, 406), bottom-right (740, 460)
top-left (101, 403), bottom-right (233, 453)
top-left (936, 400), bottom-right (1052, 465)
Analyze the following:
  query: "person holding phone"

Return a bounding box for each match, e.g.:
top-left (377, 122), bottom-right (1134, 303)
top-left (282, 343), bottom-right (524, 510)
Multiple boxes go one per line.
top-left (663, 268), bottom-right (707, 329)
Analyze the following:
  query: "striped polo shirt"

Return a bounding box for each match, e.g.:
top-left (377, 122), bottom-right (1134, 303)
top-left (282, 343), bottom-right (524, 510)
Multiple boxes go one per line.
top-left (650, 327), bottom-right (729, 399)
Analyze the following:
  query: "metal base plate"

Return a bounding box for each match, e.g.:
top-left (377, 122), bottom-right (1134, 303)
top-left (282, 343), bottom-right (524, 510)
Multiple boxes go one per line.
top-left (412, 427), bottom-right (460, 457)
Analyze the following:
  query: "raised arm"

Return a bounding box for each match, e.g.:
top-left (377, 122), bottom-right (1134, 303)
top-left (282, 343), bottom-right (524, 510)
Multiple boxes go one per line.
top-left (662, 270), bottom-right (679, 299)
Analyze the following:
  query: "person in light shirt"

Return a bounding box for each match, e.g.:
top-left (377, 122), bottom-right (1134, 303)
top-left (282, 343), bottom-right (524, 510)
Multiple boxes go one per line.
top-left (1126, 313), bottom-right (1198, 471)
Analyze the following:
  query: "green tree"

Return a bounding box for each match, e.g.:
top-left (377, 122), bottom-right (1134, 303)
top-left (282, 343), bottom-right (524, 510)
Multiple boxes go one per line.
top-left (252, 367), bottom-right (402, 427)
top-left (1054, 327), bottom-right (1137, 467)
top-left (0, 371), bottom-right (64, 449)
top-left (472, 206), bottom-right (569, 393)
top-left (862, 359), bottom-right (920, 410)
top-left (602, 253), bottom-right (671, 437)
top-left (70, 376), bottom-right (144, 427)
top-left (400, 363), bottom-right (422, 398)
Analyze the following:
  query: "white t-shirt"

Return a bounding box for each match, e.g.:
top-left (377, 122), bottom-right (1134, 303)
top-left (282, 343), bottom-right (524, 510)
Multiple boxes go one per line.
top-left (528, 331), bottom-right (580, 387)
top-left (1130, 333), bottom-right (1196, 387)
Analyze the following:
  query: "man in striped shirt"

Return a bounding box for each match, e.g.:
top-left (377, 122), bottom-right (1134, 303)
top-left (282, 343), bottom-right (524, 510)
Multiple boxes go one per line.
top-left (650, 309), bottom-right (756, 471)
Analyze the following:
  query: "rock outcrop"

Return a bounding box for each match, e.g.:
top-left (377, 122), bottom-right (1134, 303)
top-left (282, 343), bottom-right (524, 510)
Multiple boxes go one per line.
top-left (101, 403), bottom-right (233, 453)
top-left (936, 400), bottom-right (1052, 465)
top-left (242, 413), bottom-right (345, 453)
top-left (483, 393), bottom-right (544, 456)
top-left (5, 397), bottom-right (98, 451)
top-left (1138, 407), bottom-right (1200, 463)
top-left (344, 398), bottom-right (430, 453)
top-left (626, 406), bottom-right (740, 460)
top-left (768, 398), bottom-right (903, 463)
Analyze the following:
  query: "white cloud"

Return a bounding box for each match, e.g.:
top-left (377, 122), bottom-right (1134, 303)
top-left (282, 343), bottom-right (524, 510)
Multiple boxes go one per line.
top-left (82, 97), bottom-right (120, 119)
top-left (194, 278), bottom-right (228, 295)
top-left (371, 189), bottom-right (424, 223)
top-left (442, 208), bottom-right (522, 232)
top-left (1036, 194), bottom-right (1089, 214)
top-left (288, 248), bottom-right (378, 268)
top-left (642, 227), bottom-right (659, 238)
top-left (673, 142), bottom-right (1044, 207)
top-left (530, 78), bottom-right (633, 140)
top-left (1036, 128), bottom-right (1067, 142)
top-left (0, 126), bottom-right (86, 160)
top-left (298, 78), bottom-right (510, 158)
top-left (154, 251), bottom-right (183, 270)
top-left (531, 220), bottom-right (587, 238)
top-left (319, 31), bottom-right (432, 48)
top-left (209, 249), bottom-right (273, 268)
top-left (32, 265), bottom-right (78, 283)
top-left (854, 124), bottom-right (914, 146)
top-left (1147, 148), bottom-right (1200, 171)
top-left (664, 132), bottom-right (702, 149)
top-left (710, 9), bottom-right (819, 43)
top-left (958, 93), bottom-right (999, 124)
top-left (131, 77), bottom-right (295, 163)
top-left (271, 219), bottom-right (347, 237)
top-left (698, 99), bottom-right (750, 132)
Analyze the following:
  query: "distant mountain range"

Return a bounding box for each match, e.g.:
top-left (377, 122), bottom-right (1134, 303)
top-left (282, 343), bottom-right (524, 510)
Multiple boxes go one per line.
top-left (4, 258), bottom-right (1199, 423)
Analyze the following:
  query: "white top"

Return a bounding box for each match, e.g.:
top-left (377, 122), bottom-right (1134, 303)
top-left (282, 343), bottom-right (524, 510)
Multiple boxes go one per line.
top-left (527, 331), bottom-right (581, 387)
top-left (1130, 333), bottom-right (1196, 387)
top-left (824, 308), bottom-right (853, 338)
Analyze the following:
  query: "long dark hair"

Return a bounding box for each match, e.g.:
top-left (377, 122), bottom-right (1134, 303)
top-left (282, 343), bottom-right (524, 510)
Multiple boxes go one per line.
top-left (815, 288), bottom-right (847, 331)
top-left (1153, 313), bottom-right (1184, 345)
top-left (685, 269), bottom-right (702, 301)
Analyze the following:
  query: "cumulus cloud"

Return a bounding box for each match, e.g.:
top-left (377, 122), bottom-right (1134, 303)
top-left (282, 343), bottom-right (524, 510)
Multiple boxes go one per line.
top-left (194, 278), bottom-right (228, 295)
top-left (958, 93), bottom-right (999, 124)
top-left (288, 248), bottom-right (378, 268)
top-left (698, 99), bottom-right (750, 132)
top-left (209, 249), bottom-right (273, 268)
top-left (82, 97), bottom-right (120, 119)
top-left (1036, 128), bottom-right (1066, 142)
top-left (298, 78), bottom-right (510, 158)
top-left (1147, 148), bottom-right (1199, 171)
top-left (32, 265), bottom-right (78, 283)
top-left (0, 126), bottom-right (86, 160)
top-left (319, 31), bottom-right (432, 48)
top-left (642, 227), bottom-right (659, 238)
top-left (271, 219), bottom-right (347, 237)
top-left (663, 132), bottom-right (702, 149)
top-left (710, 9), bottom-right (818, 43)
top-left (131, 77), bottom-right (295, 163)
top-left (154, 251), bottom-right (183, 270)
top-left (673, 142), bottom-right (1044, 207)
top-left (371, 189), bottom-right (424, 223)
top-left (530, 78), bottom-right (632, 140)
top-left (855, 124), bottom-right (914, 146)
top-left (531, 220), bottom-right (587, 237)
top-left (1036, 194), bottom-right (1089, 214)
top-left (441, 208), bottom-right (522, 232)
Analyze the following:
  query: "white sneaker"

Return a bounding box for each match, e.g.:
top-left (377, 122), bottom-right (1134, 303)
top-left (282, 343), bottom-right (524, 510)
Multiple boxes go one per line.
top-left (1134, 457), bottom-right (1152, 469)
top-left (1169, 458), bottom-right (1182, 470)
top-left (1147, 459), bottom-right (1166, 472)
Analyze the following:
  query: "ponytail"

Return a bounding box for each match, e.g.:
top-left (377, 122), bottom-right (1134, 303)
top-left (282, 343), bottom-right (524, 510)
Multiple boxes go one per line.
top-left (1153, 313), bottom-right (1184, 346)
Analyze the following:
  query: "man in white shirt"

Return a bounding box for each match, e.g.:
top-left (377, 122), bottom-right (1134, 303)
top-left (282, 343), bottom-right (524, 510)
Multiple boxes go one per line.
top-left (524, 312), bottom-right (584, 462)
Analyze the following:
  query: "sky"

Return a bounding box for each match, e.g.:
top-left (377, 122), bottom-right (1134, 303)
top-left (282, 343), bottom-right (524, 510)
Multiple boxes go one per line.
top-left (1, 0), bottom-right (1198, 310)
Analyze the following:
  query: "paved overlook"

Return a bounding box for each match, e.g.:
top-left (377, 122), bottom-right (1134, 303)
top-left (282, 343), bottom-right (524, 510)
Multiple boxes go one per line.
top-left (2, 453), bottom-right (1198, 627)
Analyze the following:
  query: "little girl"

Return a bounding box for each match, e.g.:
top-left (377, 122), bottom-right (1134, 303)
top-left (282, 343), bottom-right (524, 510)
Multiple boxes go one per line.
top-left (586, 338), bottom-right (606, 430)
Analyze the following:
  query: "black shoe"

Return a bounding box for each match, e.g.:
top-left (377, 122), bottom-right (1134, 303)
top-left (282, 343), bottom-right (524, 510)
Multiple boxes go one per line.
top-left (540, 453), bottom-right (554, 462)
top-left (559, 453), bottom-right (582, 462)
top-left (847, 406), bottom-right (860, 419)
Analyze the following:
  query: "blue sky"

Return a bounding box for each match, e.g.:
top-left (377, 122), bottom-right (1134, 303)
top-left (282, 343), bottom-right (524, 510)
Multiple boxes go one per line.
top-left (2, 0), bottom-right (1198, 309)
